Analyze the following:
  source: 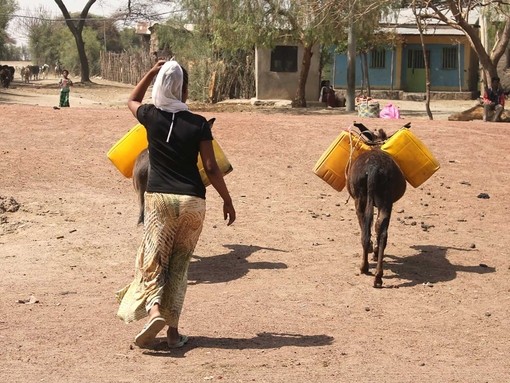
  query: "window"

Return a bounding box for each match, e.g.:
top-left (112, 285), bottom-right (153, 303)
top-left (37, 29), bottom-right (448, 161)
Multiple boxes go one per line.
top-left (370, 49), bottom-right (386, 68)
top-left (407, 49), bottom-right (430, 69)
top-left (270, 45), bottom-right (298, 72)
top-left (442, 47), bottom-right (458, 69)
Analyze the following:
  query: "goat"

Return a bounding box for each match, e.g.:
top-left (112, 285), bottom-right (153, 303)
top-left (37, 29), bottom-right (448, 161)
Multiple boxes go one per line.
top-left (346, 128), bottom-right (407, 288)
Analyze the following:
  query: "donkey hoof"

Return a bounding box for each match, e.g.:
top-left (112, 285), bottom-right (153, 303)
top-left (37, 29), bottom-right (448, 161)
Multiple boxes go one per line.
top-left (373, 278), bottom-right (383, 288)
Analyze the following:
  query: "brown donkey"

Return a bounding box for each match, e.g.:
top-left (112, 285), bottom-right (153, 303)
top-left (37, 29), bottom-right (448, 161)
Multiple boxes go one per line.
top-left (346, 129), bottom-right (407, 288)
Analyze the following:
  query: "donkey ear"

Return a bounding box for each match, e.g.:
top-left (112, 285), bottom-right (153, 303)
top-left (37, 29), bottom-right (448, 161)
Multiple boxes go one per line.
top-left (207, 118), bottom-right (216, 128)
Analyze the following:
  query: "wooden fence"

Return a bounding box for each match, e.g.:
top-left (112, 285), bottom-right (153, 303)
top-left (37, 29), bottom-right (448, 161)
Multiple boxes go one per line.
top-left (100, 51), bottom-right (153, 85)
top-left (99, 51), bottom-right (255, 102)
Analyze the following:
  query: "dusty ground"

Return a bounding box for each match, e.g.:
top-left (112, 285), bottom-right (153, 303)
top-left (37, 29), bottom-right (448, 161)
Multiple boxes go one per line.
top-left (1, 70), bottom-right (509, 383)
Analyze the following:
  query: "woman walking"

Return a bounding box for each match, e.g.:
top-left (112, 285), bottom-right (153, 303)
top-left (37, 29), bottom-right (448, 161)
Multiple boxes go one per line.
top-left (116, 59), bottom-right (236, 348)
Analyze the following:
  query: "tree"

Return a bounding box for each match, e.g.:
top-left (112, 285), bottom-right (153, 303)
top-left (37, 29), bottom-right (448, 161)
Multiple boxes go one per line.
top-left (412, 2), bottom-right (433, 119)
top-left (0, 0), bottom-right (17, 59)
top-left (178, 0), bottom-right (347, 107)
top-left (54, 0), bottom-right (97, 82)
top-left (413, 0), bottom-right (510, 90)
top-left (326, 0), bottom-right (398, 110)
top-left (24, 7), bottom-right (64, 66)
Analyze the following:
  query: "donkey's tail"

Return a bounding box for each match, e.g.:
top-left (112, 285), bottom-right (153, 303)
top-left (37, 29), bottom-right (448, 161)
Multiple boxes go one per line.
top-left (363, 166), bottom-right (377, 243)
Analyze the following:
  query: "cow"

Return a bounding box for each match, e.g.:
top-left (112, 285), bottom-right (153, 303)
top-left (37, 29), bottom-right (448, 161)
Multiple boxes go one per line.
top-left (0, 65), bottom-right (15, 88)
top-left (29, 65), bottom-right (40, 81)
top-left (55, 62), bottom-right (63, 78)
top-left (21, 66), bottom-right (31, 83)
top-left (40, 64), bottom-right (50, 79)
top-left (346, 128), bottom-right (407, 288)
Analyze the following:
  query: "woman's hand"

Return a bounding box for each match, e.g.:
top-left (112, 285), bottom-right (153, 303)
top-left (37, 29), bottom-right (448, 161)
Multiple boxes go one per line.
top-left (128, 60), bottom-right (167, 117)
top-left (223, 200), bottom-right (236, 226)
top-left (149, 60), bottom-right (166, 75)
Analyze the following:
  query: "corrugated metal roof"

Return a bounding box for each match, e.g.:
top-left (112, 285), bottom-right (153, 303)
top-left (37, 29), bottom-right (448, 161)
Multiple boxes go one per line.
top-left (382, 7), bottom-right (480, 25)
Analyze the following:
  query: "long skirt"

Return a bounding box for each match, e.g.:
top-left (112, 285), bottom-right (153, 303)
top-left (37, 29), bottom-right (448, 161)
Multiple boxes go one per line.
top-left (116, 193), bottom-right (205, 327)
top-left (59, 89), bottom-right (70, 107)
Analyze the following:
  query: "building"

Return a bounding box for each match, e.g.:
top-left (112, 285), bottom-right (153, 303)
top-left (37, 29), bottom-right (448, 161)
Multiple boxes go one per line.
top-left (255, 43), bottom-right (321, 102)
top-left (332, 8), bottom-right (481, 99)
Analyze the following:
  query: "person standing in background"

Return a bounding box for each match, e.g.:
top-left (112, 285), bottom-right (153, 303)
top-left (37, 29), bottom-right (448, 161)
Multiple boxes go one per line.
top-left (58, 70), bottom-right (73, 107)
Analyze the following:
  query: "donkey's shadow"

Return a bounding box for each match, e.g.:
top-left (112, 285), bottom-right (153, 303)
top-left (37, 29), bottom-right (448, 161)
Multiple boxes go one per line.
top-left (383, 244), bottom-right (495, 288)
top-left (188, 244), bottom-right (287, 284)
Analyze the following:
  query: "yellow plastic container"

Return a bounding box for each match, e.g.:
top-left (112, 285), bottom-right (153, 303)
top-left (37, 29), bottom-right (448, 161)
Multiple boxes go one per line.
top-left (107, 123), bottom-right (147, 178)
top-left (107, 123), bottom-right (233, 185)
top-left (198, 140), bottom-right (233, 187)
top-left (313, 131), bottom-right (371, 191)
top-left (381, 128), bottom-right (440, 188)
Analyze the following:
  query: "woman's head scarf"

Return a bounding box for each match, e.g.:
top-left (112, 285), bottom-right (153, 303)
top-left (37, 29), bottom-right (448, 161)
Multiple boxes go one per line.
top-left (151, 60), bottom-right (189, 113)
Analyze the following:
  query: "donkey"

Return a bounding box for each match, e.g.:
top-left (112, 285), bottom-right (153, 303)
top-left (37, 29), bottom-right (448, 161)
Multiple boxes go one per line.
top-left (346, 128), bottom-right (407, 288)
top-left (132, 118), bottom-right (216, 225)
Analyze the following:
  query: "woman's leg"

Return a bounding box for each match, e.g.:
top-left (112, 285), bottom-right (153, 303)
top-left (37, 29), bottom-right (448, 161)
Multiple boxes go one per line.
top-left (157, 195), bottom-right (205, 345)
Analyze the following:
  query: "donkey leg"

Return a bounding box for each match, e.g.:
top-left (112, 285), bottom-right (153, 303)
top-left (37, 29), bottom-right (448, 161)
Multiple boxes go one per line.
top-left (373, 207), bottom-right (391, 288)
top-left (355, 197), bottom-right (372, 275)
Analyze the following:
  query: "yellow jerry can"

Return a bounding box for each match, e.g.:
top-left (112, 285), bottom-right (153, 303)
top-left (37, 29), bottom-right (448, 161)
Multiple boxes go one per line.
top-left (381, 128), bottom-right (440, 188)
top-left (107, 123), bottom-right (233, 185)
top-left (313, 131), bottom-right (371, 192)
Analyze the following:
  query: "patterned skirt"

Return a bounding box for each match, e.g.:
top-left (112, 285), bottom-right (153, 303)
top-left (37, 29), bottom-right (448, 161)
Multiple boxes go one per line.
top-left (116, 193), bottom-right (205, 327)
top-left (59, 89), bottom-right (70, 107)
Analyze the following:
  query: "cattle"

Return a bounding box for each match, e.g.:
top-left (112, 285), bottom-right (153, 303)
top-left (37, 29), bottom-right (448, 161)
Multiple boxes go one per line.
top-left (346, 128), bottom-right (407, 288)
top-left (132, 118), bottom-right (216, 225)
top-left (55, 62), bottom-right (63, 78)
top-left (0, 65), bottom-right (15, 88)
top-left (40, 64), bottom-right (50, 79)
top-left (29, 65), bottom-right (40, 81)
top-left (21, 66), bottom-right (31, 83)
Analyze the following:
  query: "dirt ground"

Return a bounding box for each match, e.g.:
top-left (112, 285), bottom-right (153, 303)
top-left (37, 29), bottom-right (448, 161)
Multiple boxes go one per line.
top-left (1, 70), bottom-right (509, 383)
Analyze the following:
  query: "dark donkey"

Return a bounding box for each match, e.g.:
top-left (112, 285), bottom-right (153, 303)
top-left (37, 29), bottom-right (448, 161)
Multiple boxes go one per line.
top-left (132, 118), bottom-right (216, 225)
top-left (346, 128), bottom-right (407, 288)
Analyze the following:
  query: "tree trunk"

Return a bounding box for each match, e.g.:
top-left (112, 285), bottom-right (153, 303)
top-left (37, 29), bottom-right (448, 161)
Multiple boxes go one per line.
top-left (54, 0), bottom-right (96, 83)
top-left (413, 2), bottom-right (433, 119)
top-left (293, 43), bottom-right (313, 108)
top-left (346, 22), bottom-right (356, 112)
top-left (74, 32), bottom-right (91, 82)
top-left (362, 52), bottom-right (370, 97)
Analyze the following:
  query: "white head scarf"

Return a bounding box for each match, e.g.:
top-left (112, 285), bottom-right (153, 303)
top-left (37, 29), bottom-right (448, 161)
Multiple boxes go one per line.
top-left (151, 60), bottom-right (189, 113)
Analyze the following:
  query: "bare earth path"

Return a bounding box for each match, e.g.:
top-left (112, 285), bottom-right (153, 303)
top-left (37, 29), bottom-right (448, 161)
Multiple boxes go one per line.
top-left (0, 73), bottom-right (509, 382)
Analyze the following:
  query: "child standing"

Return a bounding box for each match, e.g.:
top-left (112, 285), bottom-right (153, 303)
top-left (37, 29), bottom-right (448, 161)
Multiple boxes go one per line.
top-left (58, 70), bottom-right (73, 107)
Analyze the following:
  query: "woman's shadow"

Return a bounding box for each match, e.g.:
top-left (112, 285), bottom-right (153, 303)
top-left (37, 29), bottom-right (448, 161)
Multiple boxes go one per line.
top-left (144, 332), bottom-right (334, 357)
top-left (383, 244), bottom-right (495, 288)
top-left (188, 244), bottom-right (288, 284)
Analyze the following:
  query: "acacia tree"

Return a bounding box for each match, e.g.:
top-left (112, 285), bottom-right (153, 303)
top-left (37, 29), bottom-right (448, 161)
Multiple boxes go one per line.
top-left (171, 0), bottom-right (347, 107)
top-left (0, 0), bottom-right (17, 58)
top-left (54, 0), bottom-right (97, 82)
top-left (413, 0), bottom-right (510, 90)
top-left (412, 2), bottom-right (433, 119)
top-left (119, 0), bottom-right (396, 106)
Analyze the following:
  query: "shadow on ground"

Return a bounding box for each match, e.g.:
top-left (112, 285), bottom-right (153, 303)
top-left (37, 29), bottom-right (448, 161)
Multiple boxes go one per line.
top-left (383, 244), bottom-right (495, 288)
top-left (144, 332), bottom-right (335, 357)
top-left (188, 244), bottom-right (288, 284)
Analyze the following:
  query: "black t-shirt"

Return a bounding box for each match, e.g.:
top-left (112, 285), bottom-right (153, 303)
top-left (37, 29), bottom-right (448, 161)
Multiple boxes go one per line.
top-left (136, 104), bottom-right (213, 199)
top-left (487, 88), bottom-right (504, 105)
